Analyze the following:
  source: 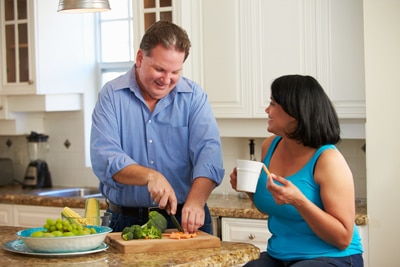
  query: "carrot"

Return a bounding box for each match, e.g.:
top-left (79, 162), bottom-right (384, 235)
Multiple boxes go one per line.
top-left (162, 231), bottom-right (199, 239)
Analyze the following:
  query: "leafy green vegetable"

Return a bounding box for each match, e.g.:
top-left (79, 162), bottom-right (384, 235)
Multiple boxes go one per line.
top-left (120, 211), bottom-right (167, 240)
top-left (142, 211), bottom-right (168, 233)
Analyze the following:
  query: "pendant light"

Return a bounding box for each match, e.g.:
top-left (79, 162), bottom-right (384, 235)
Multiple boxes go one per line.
top-left (58, 0), bottom-right (111, 13)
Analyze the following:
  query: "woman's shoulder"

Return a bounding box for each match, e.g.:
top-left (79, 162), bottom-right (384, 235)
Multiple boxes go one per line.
top-left (261, 135), bottom-right (280, 158)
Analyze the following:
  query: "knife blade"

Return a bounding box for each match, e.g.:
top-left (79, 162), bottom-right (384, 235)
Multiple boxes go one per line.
top-left (170, 214), bottom-right (184, 232)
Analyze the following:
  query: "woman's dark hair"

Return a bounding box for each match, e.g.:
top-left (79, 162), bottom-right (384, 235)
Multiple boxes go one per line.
top-left (271, 74), bottom-right (341, 148)
top-left (140, 21), bottom-right (191, 62)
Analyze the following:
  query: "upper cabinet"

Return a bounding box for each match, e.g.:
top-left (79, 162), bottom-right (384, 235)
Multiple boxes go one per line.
top-left (179, 0), bottom-right (366, 138)
top-left (0, 0), bottom-right (95, 97)
top-left (0, 0), bottom-right (97, 135)
top-left (199, 0), bottom-right (365, 119)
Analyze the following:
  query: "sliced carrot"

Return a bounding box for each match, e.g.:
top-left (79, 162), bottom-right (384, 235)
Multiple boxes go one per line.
top-left (162, 231), bottom-right (199, 239)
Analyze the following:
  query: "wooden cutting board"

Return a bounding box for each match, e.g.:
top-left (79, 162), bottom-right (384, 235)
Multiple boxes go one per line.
top-left (105, 229), bottom-right (221, 253)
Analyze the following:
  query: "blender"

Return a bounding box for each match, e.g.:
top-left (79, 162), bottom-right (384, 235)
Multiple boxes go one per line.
top-left (22, 131), bottom-right (52, 189)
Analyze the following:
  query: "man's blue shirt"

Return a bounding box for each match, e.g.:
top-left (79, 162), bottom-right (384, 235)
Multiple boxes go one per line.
top-left (90, 66), bottom-right (224, 207)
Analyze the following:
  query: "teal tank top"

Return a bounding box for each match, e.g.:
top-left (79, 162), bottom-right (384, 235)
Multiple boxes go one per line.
top-left (253, 136), bottom-right (363, 260)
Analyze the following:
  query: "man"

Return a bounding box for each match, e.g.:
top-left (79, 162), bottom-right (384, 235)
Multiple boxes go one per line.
top-left (90, 21), bottom-right (224, 234)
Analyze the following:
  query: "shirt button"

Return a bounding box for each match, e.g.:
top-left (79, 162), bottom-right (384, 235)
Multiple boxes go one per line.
top-left (150, 160), bottom-right (154, 164)
top-left (149, 139), bottom-right (153, 143)
top-left (148, 119), bottom-right (152, 123)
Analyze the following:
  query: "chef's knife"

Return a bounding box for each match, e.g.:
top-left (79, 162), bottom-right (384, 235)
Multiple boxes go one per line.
top-left (170, 214), bottom-right (184, 232)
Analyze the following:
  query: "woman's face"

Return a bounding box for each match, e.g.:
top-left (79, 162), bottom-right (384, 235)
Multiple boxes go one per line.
top-left (265, 97), bottom-right (297, 135)
top-left (135, 44), bottom-right (185, 101)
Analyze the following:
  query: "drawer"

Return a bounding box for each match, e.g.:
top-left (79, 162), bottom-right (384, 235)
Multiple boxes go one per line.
top-left (221, 217), bottom-right (271, 251)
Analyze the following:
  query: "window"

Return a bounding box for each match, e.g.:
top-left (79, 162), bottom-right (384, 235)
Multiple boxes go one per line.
top-left (96, 0), bottom-right (173, 87)
top-left (97, 0), bottom-right (134, 86)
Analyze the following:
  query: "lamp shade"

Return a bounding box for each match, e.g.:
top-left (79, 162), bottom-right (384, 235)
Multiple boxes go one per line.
top-left (58, 0), bottom-right (111, 13)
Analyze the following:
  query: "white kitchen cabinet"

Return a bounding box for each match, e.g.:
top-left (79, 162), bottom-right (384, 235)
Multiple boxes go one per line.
top-left (0, 0), bottom-right (96, 134)
top-left (0, 203), bottom-right (13, 226)
top-left (0, 0), bottom-right (94, 97)
top-left (180, 0), bottom-right (365, 138)
top-left (221, 217), bottom-right (270, 252)
top-left (196, 0), bottom-right (365, 120)
top-left (12, 205), bottom-right (85, 227)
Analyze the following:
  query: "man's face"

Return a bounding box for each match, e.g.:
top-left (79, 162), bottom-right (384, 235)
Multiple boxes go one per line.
top-left (135, 44), bottom-right (185, 101)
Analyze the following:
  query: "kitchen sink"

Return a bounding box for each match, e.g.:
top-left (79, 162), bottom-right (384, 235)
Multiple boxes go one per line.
top-left (29, 188), bottom-right (104, 199)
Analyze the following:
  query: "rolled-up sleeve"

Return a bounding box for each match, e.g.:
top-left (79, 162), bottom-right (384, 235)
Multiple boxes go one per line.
top-left (90, 82), bottom-right (136, 189)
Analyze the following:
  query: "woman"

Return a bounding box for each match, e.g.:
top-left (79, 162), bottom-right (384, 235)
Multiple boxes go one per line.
top-left (230, 75), bottom-right (363, 266)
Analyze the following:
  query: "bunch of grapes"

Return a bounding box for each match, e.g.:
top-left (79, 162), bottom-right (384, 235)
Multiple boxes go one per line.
top-left (30, 218), bottom-right (97, 237)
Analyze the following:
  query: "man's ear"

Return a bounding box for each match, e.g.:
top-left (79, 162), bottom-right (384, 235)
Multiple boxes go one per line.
top-left (136, 49), bottom-right (144, 67)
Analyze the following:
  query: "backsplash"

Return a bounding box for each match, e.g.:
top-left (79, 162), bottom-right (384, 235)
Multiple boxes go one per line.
top-left (0, 111), bottom-right (366, 199)
top-left (214, 137), bottom-right (367, 199)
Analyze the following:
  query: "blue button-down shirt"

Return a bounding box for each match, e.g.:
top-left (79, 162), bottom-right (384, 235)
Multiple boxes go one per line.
top-left (90, 67), bottom-right (225, 207)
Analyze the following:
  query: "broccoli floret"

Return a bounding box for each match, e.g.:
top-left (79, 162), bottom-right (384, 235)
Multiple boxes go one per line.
top-left (122, 231), bottom-right (133, 241)
top-left (142, 225), bottom-right (162, 239)
top-left (121, 225), bottom-right (146, 240)
top-left (121, 211), bottom-right (167, 240)
top-left (131, 224), bottom-right (147, 239)
top-left (142, 211), bottom-right (167, 233)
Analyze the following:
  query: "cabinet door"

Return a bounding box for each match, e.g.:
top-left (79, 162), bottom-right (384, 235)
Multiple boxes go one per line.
top-left (0, 0), bottom-right (95, 95)
top-left (0, 203), bottom-right (13, 226)
top-left (221, 217), bottom-right (271, 252)
top-left (201, 0), bottom-right (251, 118)
top-left (197, 0), bottom-right (365, 119)
top-left (0, 0), bottom-right (31, 87)
top-left (13, 205), bottom-right (84, 227)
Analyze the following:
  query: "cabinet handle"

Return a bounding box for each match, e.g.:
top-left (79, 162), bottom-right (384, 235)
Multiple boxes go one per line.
top-left (248, 233), bottom-right (255, 240)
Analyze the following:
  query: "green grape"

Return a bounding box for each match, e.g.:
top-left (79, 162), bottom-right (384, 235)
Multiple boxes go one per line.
top-left (46, 218), bottom-right (56, 226)
top-left (62, 232), bottom-right (75, 237)
top-left (43, 232), bottom-right (54, 237)
top-left (72, 229), bottom-right (80, 235)
top-left (51, 231), bottom-right (63, 237)
top-left (80, 228), bottom-right (91, 235)
top-left (56, 222), bottom-right (63, 231)
top-left (31, 231), bottom-right (45, 237)
top-left (65, 224), bottom-right (73, 232)
top-left (31, 217), bottom-right (99, 238)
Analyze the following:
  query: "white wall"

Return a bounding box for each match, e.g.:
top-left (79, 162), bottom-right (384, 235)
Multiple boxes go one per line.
top-left (363, 0), bottom-right (400, 265)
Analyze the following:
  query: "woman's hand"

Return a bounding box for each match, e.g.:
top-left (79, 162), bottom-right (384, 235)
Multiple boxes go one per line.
top-left (266, 173), bottom-right (305, 207)
top-left (229, 167), bottom-right (238, 191)
top-left (230, 167), bottom-right (254, 199)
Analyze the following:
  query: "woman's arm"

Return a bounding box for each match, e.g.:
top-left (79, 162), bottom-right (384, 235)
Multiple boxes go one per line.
top-left (267, 149), bottom-right (355, 249)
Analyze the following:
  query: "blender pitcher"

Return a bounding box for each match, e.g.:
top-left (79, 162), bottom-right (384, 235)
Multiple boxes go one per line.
top-left (23, 131), bottom-right (52, 188)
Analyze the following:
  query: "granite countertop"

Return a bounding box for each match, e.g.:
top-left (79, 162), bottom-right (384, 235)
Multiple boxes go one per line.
top-left (0, 226), bottom-right (259, 266)
top-left (0, 185), bottom-right (368, 225)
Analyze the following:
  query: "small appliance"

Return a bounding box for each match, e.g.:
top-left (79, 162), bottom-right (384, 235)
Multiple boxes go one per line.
top-left (22, 131), bottom-right (52, 189)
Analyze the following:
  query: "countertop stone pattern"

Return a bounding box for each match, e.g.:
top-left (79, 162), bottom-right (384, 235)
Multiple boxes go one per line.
top-left (0, 226), bottom-right (259, 266)
top-left (0, 185), bottom-right (368, 225)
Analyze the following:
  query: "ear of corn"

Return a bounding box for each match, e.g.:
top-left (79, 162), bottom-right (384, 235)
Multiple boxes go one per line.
top-left (61, 207), bottom-right (87, 225)
top-left (85, 198), bottom-right (100, 226)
